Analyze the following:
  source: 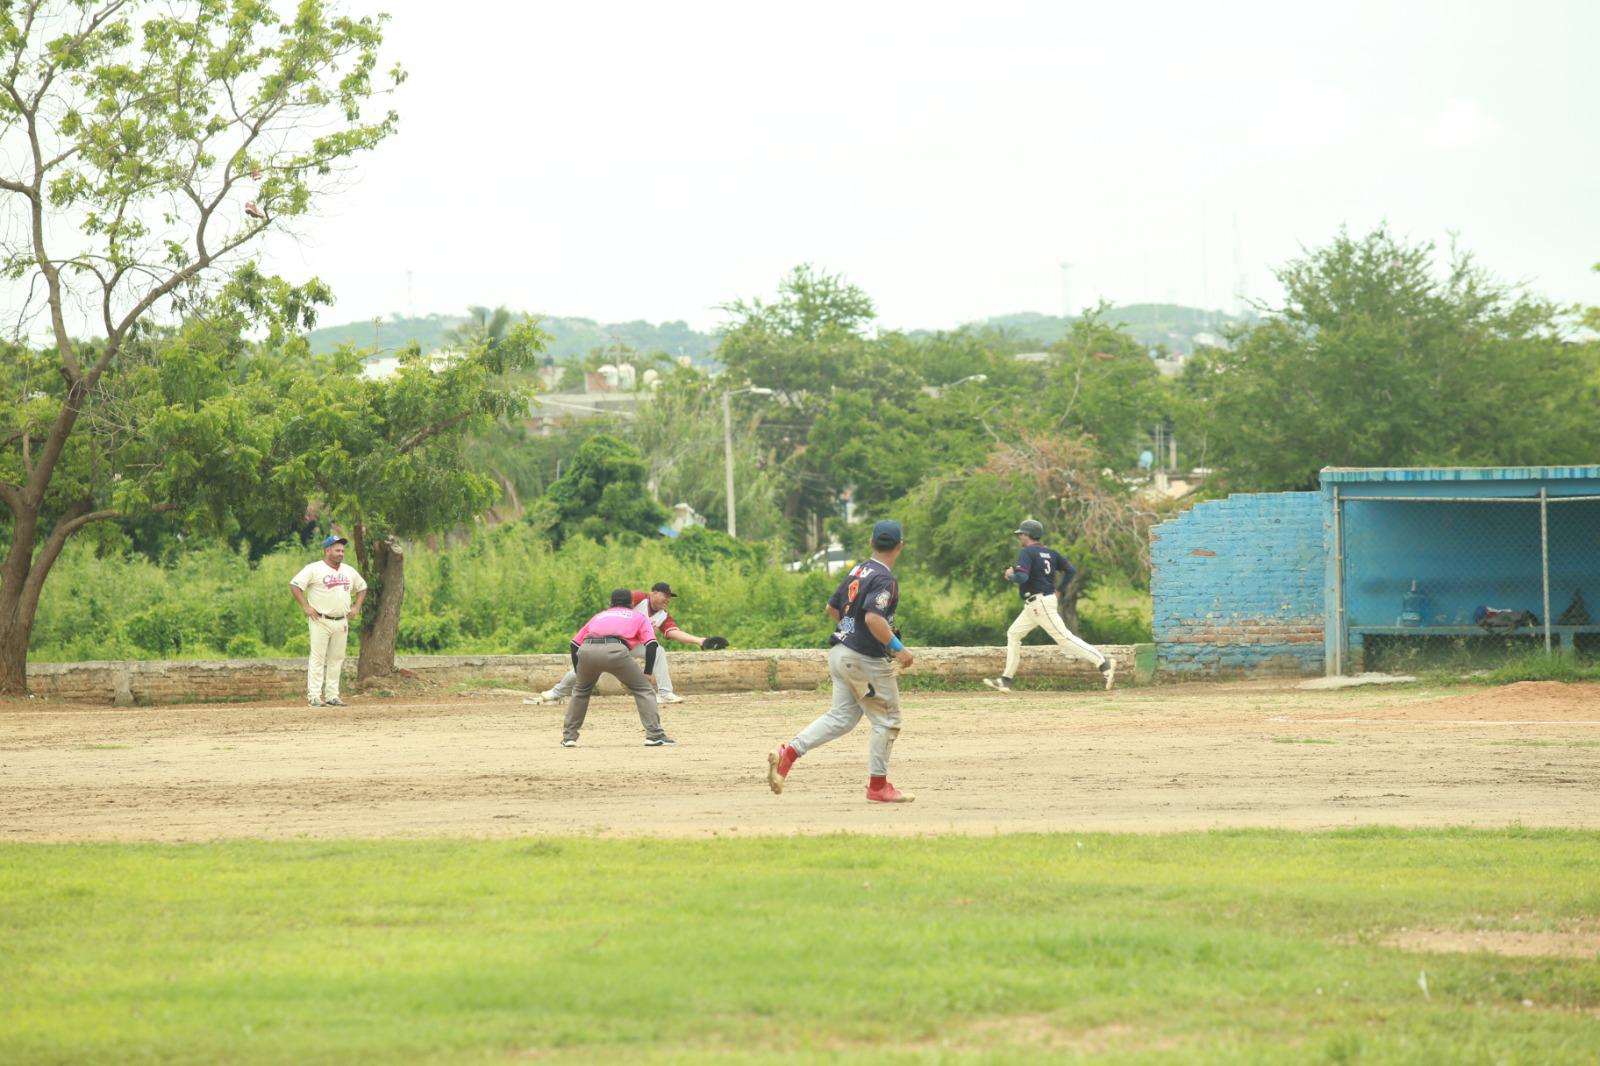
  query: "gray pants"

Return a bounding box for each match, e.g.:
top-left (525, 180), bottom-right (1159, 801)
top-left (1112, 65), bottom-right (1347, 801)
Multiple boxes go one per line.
top-left (549, 643), bottom-right (673, 697)
top-left (791, 644), bottom-right (902, 776)
top-left (563, 640), bottom-right (665, 743)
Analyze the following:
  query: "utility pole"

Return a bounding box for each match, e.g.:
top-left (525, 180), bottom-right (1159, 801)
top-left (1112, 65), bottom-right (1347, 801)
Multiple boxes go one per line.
top-left (722, 390), bottom-right (736, 537)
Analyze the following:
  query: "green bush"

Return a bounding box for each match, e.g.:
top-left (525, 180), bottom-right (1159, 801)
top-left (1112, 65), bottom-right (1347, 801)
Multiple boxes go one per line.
top-left (29, 521), bottom-right (1156, 662)
top-left (397, 611), bottom-right (461, 652)
top-left (224, 634), bottom-right (269, 659)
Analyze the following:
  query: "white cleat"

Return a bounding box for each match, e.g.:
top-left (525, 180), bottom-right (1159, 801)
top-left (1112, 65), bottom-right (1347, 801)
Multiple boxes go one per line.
top-left (522, 688), bottom-right (565, 705)
top-left (658, 692), bottom-right (684, 704)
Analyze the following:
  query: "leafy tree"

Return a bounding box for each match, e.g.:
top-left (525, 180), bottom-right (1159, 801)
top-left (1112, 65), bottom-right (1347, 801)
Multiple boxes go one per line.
top-left (268, 321), bottom-right (546, 680)
top-left (1582, 262), bottom-right (1600, 335)
top-left (0, 0), bottom-right (398, 693)
top-left (716, 265), bottom-right (919, 544)
top-left (625, 368), bottom-right (786, 542)
top-left (1191, 227), bottom-right (1600, 491)
top-left (543, 434), bottom-right (669, 546)
top-left (1044, 306), bottom-right (1167, 469)
top-left (898, 434), bottom-right (1160, 629)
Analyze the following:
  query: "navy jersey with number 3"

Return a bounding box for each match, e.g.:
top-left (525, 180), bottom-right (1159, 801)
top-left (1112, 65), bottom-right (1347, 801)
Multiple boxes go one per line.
top-left (828, 559), bottom-right (899, 657)
top-left (1013, 544), bottom-right (1073, 599)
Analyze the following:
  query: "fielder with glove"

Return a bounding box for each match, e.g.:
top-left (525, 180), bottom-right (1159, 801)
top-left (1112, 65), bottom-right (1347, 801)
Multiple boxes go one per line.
top-left (529, 582), bottom-right (723, 706)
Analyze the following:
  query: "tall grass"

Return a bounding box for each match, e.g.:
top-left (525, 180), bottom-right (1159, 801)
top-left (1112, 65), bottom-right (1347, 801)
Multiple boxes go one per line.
top-left (29, 524), bottom-right (1153, 661)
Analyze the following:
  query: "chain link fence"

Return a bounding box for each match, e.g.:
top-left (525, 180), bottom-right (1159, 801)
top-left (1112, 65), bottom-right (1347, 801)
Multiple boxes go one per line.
top-left (1332, 492), bottom-right (1600, 672)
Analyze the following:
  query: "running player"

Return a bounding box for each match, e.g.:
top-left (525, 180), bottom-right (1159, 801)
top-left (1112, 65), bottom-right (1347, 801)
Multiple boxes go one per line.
top-left (983, 519), bottom-right (1115, 692)
top-left (766, 520), bottom-right (915, 803)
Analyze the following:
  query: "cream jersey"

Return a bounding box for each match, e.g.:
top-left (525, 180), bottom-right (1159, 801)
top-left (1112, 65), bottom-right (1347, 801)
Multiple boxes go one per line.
top-left (290, 560), bottom-right (368, 616)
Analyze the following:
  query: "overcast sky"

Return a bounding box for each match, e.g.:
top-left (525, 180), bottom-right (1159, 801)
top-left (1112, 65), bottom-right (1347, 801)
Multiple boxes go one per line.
top-left (260, 0), bottom-right (1600, 334)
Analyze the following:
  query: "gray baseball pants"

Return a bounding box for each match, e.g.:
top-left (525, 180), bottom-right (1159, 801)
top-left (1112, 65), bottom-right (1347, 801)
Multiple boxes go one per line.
top-left (563, 639), bottom-right (666, 743)
top-left (790, 643), bottom-right (902, 776)
top-left (548, 643), bottom-right (674, 697)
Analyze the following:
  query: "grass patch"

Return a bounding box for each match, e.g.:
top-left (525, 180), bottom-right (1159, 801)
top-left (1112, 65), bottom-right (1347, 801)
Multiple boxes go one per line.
top-left (1271, 737), bottom-right (1335, 745)
top-left (2, 831), bottom-right (1598, 1064)
top-left (1476, 651), bottom-right (1600, 684)
top-left (73, 743), bottom-right (130, 751)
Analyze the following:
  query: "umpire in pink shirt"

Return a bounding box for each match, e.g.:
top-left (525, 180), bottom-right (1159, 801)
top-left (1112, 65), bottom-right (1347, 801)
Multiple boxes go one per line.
top-left (562, 588), bottom-right (676, 748)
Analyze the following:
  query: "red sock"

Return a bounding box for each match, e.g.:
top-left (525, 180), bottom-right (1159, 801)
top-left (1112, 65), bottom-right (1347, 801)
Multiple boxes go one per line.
top-left (869, 775), bottom-right (887, 789)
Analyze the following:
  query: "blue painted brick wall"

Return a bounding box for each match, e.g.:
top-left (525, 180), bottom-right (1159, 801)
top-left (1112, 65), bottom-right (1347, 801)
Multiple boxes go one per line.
top-left (1151, 492), bottom-right (1325, 676)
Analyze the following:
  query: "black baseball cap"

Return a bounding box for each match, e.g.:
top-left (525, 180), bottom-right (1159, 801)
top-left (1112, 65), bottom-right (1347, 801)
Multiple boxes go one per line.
top-left (609, 588), bottom-right (632, 607)
top-left (651, 581), bottom-right (675, 597)
top-left (871, 520), bottom-right (903, 549)
top-left (1013, 519), bottom-right (1044, 539)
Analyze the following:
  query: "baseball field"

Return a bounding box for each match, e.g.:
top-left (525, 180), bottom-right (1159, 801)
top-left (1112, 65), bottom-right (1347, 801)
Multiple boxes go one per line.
top-left (3, 680), bottom-right (1598, 1063)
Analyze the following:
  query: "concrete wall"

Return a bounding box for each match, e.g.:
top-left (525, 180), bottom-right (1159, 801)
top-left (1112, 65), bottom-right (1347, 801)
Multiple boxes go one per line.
top-left (20, 644), bottom-right (1144, 705)
top-left (1151, 492), bottom-right (1325, 676)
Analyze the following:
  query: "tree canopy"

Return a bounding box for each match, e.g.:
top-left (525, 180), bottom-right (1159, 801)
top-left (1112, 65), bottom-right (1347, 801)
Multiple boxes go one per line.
top-left (1187, 227), bottom-right (1600, 490)
top-left (0, 0), bottom-right (400, 692)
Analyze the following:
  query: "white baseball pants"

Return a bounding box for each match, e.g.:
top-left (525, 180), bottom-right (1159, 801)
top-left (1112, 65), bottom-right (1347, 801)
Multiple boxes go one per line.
top-left (307, 617), bottom-right (349, 701)
top-left (1003, 594), bottom-right (1106, 679)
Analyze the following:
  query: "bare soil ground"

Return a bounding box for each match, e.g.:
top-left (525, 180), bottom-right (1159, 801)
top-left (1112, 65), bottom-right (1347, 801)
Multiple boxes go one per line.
top-left (2, 680), bottom-right (1597, 842)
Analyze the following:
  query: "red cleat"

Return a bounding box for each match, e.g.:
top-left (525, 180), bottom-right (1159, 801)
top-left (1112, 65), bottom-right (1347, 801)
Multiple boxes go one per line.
top-left (766, 744), bottom-right (798, 794)
top-left (244, 200), bottom-right (265, 220)
top-left (866, 780), bottom-right (915, 803)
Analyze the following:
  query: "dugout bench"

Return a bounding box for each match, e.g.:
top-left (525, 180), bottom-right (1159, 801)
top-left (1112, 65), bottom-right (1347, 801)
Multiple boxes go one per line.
top-left (1349, 624), bottom-right (1600, 669)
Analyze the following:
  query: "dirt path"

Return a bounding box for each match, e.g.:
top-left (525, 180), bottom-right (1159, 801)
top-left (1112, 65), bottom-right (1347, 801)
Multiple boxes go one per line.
top-left (2, 681), bottom-right (1596, 841)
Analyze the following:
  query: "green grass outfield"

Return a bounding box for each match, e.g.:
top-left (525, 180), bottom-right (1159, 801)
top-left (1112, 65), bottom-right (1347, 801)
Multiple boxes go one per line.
top-left (3, 830), bottom-right (1597, 1064)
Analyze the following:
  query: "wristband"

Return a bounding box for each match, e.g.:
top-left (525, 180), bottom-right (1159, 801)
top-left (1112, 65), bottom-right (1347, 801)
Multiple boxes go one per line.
top-left (888, 636), bottom-right (904, 652)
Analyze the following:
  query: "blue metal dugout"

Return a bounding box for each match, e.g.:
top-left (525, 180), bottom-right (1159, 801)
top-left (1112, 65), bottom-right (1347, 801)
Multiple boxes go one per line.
top-left (1322, 466), bottom-right (1600, 674)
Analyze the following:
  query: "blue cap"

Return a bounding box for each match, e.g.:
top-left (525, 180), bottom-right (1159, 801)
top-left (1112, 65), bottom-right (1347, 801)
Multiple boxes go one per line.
top-left (870, 520), bottom-right (903, 549)
top-left (322, 534), bottom-right (348, 549)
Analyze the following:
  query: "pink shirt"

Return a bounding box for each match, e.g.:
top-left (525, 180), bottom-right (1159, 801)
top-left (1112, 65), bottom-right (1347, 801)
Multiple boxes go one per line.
top-left (573, 607), bottom-right (656, 649)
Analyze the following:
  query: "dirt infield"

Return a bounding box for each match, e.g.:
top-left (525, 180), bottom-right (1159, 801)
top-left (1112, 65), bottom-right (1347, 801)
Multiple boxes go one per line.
top-left (2, 680), bottom-right (1597, 841)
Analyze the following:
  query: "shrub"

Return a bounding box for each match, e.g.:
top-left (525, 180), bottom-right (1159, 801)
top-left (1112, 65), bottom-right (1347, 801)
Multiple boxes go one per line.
top-left (225, 634), bottom-right (269, 659)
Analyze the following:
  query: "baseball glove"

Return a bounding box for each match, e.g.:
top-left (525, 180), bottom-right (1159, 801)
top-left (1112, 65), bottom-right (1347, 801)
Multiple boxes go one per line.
top-left (700, 635), bottom-right (730, 650)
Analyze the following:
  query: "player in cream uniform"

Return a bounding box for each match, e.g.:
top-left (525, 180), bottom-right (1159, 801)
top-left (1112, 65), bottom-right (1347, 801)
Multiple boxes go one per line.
top-left (289, 535), bottom-right (368, 707)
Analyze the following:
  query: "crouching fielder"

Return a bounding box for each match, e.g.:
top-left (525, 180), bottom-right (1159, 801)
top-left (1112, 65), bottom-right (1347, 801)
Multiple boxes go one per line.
top-left (983, 519), bottom-right (1115, 693)
top-left (560, 588), bottom-right (675, 748)
top-left (767, 520), bottom-right (915, 803)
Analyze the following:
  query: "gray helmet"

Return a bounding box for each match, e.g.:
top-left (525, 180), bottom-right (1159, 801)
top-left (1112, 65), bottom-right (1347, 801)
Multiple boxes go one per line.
top-left (1012, 519), bottom-right (1044, 539)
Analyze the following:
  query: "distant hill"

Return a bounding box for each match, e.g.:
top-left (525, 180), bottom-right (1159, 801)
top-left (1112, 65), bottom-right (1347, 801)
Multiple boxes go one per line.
top-left (969, 304), bottom-right (1254, 354)
top-left (305, 302), bottom-right (1249, 361)
top-left (306, 313), bottom-right (720, 362)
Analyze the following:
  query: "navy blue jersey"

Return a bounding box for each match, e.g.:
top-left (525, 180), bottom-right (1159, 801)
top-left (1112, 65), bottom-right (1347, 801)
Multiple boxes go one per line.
top-left (829, 558), bottom-right (899, 657)
top-left (1012, 544), bottom-right (1073, 599)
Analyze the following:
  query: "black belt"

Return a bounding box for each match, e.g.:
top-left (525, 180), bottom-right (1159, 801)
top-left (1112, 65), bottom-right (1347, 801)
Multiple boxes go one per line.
top-left (319, 614), bottom-right (346, 620)
top-left (584, 635), bottom-right (627, 645)
top-left (1024, 593), bottom-right (1043, 602)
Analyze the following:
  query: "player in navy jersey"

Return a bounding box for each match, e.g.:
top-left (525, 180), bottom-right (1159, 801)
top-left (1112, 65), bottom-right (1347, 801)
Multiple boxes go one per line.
top-left (983, 519), bottom-right (1115, 692)
top-left (767, 520), bottom-right (916, 803)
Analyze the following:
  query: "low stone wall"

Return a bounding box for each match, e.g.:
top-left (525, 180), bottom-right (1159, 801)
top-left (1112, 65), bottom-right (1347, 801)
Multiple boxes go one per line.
top-left (21, 644), bottom-right (1148, 705)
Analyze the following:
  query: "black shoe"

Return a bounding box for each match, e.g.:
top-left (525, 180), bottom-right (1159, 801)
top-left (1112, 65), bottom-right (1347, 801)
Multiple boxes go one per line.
top-left (644, 735), bottom-right (677, 747)
top-left (982, 677), bottom-right (1014, 693)
top-left (561, 738), bottom-right (578, 748)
